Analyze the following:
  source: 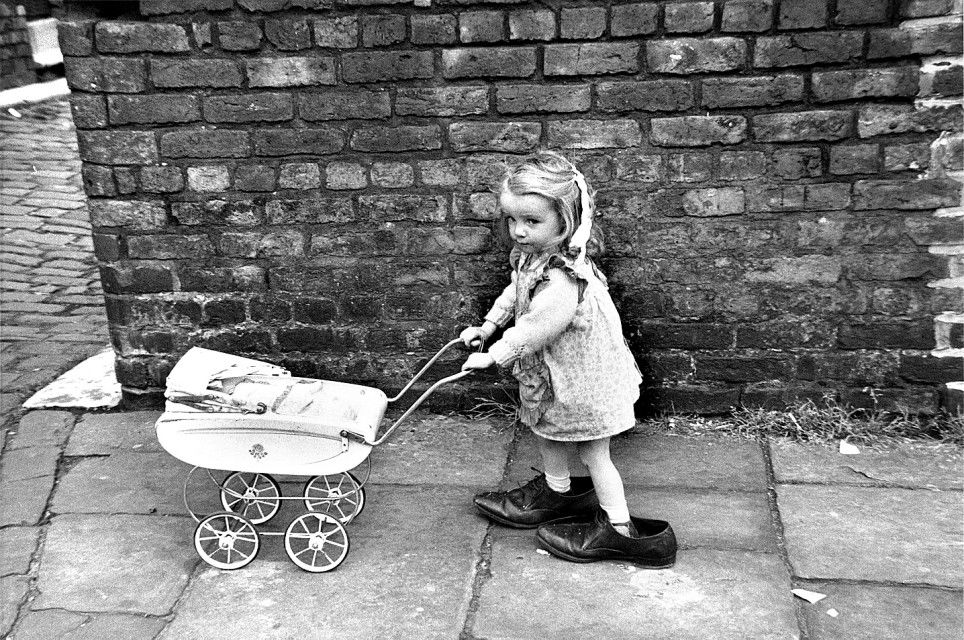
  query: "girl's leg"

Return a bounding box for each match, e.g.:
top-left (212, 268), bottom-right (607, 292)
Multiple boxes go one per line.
top-left (536, 435), bottom-right (573, 493)
top-left (577, 438), bottom-right (637, 536)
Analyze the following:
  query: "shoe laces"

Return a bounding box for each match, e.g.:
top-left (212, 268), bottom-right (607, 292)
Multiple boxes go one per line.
top-left (508, 468), bottom-right (546, 504)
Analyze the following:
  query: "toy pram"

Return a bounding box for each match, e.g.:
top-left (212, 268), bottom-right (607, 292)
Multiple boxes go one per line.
top-left (155, 339), bottom-right (470, 573)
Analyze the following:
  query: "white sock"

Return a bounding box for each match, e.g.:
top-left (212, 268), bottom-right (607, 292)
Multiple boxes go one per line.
top-left (600, 502), bottom-right (631, 525)
top-left (545, 471), bottom-right (571, 494)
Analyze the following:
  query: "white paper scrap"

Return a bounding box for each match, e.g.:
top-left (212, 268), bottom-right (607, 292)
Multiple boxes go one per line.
top-left (791, 588), bottom-right (827, 604)
top-left (536, 549), bottom-right (549, 555)
top-left (826, 608), bottom-right (839, 618)
top-left (839, 440), bottom-right (860, 455)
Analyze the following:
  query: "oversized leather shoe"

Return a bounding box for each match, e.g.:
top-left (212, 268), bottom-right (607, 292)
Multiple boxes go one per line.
top-left (473, 474), bottom-right (597, 529)
top-left (536, 508), bottom-right (677, 568)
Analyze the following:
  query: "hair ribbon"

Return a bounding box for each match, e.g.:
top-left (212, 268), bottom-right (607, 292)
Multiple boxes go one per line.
top-left (569, 169), bottom-right (593, 263)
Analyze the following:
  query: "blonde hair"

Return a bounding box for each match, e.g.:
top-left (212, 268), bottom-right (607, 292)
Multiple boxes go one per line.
top-left (498, 151), bottom-right (605, 258)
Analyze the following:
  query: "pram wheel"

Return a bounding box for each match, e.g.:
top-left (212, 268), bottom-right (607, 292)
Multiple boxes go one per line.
top-left (303, 472), bottom-right (366, 524)
top-left (219, 472), bottom-right (282, 525)
top-left (194, 512), bottom-right (260, 570)
top-left (284, 512), bottom-right (350, 573)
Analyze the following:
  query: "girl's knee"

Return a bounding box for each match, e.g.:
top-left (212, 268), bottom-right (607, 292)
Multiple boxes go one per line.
top-left (577, 439), bottom-right (611, 468)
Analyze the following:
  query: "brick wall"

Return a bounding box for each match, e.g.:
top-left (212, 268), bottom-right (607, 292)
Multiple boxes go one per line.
top-left (58, 0), bottom-right (964, 413)
top-left (1, 2), bottom-right (38, 90)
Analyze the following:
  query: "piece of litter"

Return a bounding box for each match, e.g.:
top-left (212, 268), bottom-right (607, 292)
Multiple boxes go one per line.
top-left (826, 608), bottom-right (839, 618)
top-left (7, 107), bottom-right (21, 118)
top-left (536, 549), bottom-right (549, 555)
top-left (791, 588), bottom-right (827, 604)
top-left (838, 440), bottom-right (860, 455)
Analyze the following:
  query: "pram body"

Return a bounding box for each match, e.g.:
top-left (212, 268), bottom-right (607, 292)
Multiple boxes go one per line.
top-left (155, 341), bottom-right (469, 573)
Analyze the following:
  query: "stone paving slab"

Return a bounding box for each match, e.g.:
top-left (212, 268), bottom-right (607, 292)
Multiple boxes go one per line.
top-left (1, 575), bottom-right (30, 636)
top-left (796, 582), bottom-right (963, 640)
top-left (0, 527), bottom-right (39, 577)
top-left (626, 487), bottom-right (777, 552)
top-left (777, 485), bottom-right (963, 587)
top-left (4, 410), bottom-right (73, 450)
top-left (64, 411), bottom-right (165, 456)
top-left (508, 432), bottom-right (768, 491)
top-left (0, 475), bottom-right (55, 527)
top-left (771, 440), bottom-right (963, 490)
top-left (368, 413), bottom-right (512, 486)
top-left (31, 514), bottom-right (198, 615)
top-left (160, 485), bottom-right (486, 640)
top-left (8, 610), bottom-right (167, 640)
top-left (473, 534), bottom-right (799, 640)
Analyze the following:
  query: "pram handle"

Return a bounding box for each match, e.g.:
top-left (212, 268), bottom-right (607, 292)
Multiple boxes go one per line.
top-left (368, 368), bottom-right (472, 446)
top-left (386, 337), bottom-right (466, 403)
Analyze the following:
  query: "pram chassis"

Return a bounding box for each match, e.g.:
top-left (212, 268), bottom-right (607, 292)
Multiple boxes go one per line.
top-left (164, 339), bottom-right (473, 573)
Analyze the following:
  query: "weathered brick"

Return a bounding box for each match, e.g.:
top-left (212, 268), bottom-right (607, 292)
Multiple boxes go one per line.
top-left (325, 162), bottom-right (368, 190)
top-left (359, 195), bottom-right (448, 223)
top-left (548, 119), bottom-right (641, 149)
top-left (545, 42), bottom-right (639, 76)
top-left (868, 22), bottom-right (963, 58)
top-left (754, 32), bottom-right (863, 67)
top-left (265, 18), bottom-right (311, 50)
top-left (371, 162), bottom-right (414, 188)
top-left (128, 234), bottom-right (213, 259)
top-left (736, 319), bottom-right (835, 349)
top-left (899, 354), bottom-right (963, 383)
top-left (754, 110), bottom-right (852, 142)
top-left (172, 200), bottom-right (264, 226)
top-left (651, 115), bottom-right (747, 147)
top-left (343, 50), bottom-right (433, 82)
top-left (350, 125), bottom-right (441, 152)
top-left (193, 23), bottom-right (212, 49)
top-left (299, 89), bottom-right (390, 121)
top-left (161, 130), bottom-right (250, 158)
top-left (220, 230), bottom-right (305, 258)
top-left (250, 296), bottom-right (291, 323)
top-left (292, 298), bottom-right (337, 325)
top-left (95, 22), bottom-right (190, 53)
top-left (362, 14), bottom-right (405, 47)
top-left (681, 187), bottom-right (745, 217)
top-left (140, 0), bottom-right (234, 15)
top-left (508, 9), bottom-right (555, 41)
top-left (664, 2), bottom-right (715, 34)
top-left (107, 95), bottom-right (200, 125)
top-left (779, 0), bottom-right (828, 29)
top-left (883, 142), bottom-right (931, 171)
top-left (313, 16), bottom-right (358, 48)
top-left (69, 94), bottom-right (107, 128)
top-left (141, 165), bottom-right (184, 193)
top-left (857, 103), bottom-right (963, 137)
top-left (812, 67), bottom-right (919, 102)
top-left (411, 14), bottom-right (456, 44)
top-left (561, 7), bottom-right (606, 39)
top-left (187, 166), bottom-right (231, 192)
top-left (497, 84), bottom-right (590, 114)
top-left (278, 163), bottom-right (321, 189)
top-left (418, 159), bottom-right (462, 187)
top-left (596, 80), bottom-right (693, 112)
top-left (247, 57), bottom-right (335, 87)
top-left (77, 131), bottom-right (158, 165)
top-left (57, 20), bottom-right (93, 56)
top-left (89, 200), bottom-right (167, 229)
top-left (177, 265), bottom-right (265, 293)
top-left (852, 178), bottom-right (961, 210)
top-left (835, 0), bottom-right (889, 24)
top-left (203, 93), bottom-right (293, 122)
top-left (115, 168), bottom-right (138, 195)
top-left (234, 165), bottom-right (276, 191)
top-left (838, 321), bottom-right (934, 350)
top-left (66, 58), bottom-right (148, 93)
top-left (769, 148), bottom-right (822, 178)
top-left (925, 60), bottom-right (963, 97)
top-left (218, 21), bottom-right (261, 50)
top-left (648, 38), bottom-right (746, 74)
top-left (459, 10), bottom-right (504, 43)
top-left (150, 59), bottom-right (242, 88)
top-left (265, 198), bottom-right (354, 223)
top-left (721, 0), bottom-right (774, 32)
top-left (719, 151), bottom-right (766, 180)
top-left (611, 152), bottom-right (661, 183)
top-left (82, 166), bottom-right (116, 196)
top-left (203, 299), bottom-right (247, 327)
top-left (253, 128), bottom-right (345, 155)
top-left (667, 153), bottom-right (713, 182)
top-left (449, 122), bottom-right (541, 152)
top-left (702, 75), bottom-right (803, 108)
top-left (442, 47), bottom-right (536, 79)
top-left (396, 86), bottom-right (488, 116)
top-left (237, 0), bottom-right (331, 11)
top-left (610, 3), bottom-right (659, 36)
top-left (829, 144), bottom-right (879, 175)
top-left (101, 264), bottom-right (174, 295)
top-left (277, 327), bottom-right (343, 352)
top-left (93, 233), bottom-right (122, 262)
top-left (746, 183), bottom-right (851, 212)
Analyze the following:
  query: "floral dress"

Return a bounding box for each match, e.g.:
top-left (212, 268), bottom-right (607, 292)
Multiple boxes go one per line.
top-left (484, 248), bottom-right (642, 442)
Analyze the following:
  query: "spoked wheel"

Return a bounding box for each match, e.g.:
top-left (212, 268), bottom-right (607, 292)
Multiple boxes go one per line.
top-left (284, 512), bottom-right (350, 573)
top-left (303, 472), bottom-right (366, 524)
top-left (219, 472), bottom-right (281, 525)
top-left (194, 512), bottom-right (260, 570)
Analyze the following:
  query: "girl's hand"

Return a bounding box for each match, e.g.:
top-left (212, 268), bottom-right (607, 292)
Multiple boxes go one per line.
top-left (459, 326), bottom-right (487, 348)
top-left (462, 352), bottom-right (495, 371)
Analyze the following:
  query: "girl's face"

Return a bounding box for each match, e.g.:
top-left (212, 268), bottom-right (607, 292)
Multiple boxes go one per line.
top-left (499, 187), bottom-right (564, 254)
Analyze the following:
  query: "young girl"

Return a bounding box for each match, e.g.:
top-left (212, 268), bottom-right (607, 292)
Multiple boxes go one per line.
top-left (460, 151), bottom-right (676, 567)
